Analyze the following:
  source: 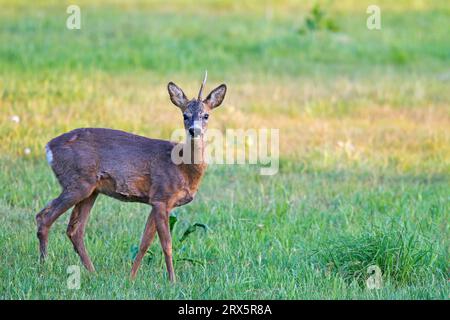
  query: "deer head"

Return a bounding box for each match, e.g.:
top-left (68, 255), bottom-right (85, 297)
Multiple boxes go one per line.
top-left (168, 71), bottom-right (227, 139)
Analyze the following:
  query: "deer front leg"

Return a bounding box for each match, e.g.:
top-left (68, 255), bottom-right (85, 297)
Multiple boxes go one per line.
top-left (130, 206), bottom-right (158, 279)
top-left (155, 204), bottom-right (175, 283)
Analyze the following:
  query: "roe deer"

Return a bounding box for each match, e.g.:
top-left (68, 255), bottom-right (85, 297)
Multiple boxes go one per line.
top-left (35, 72), bottom-right (227, 282)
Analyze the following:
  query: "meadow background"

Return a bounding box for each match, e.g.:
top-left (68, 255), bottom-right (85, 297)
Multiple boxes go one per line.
top-left (0, 0), bottom-right (449, 299)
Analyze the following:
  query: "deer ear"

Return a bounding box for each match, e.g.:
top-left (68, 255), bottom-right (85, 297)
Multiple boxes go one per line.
top-left (168, 82), bottom-right (189, 109)
top-left (203, 84), bottom-right (227, 110)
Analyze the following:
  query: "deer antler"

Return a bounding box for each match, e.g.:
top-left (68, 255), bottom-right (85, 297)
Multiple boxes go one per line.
top-left (197, 70), bottom-right (208, 101)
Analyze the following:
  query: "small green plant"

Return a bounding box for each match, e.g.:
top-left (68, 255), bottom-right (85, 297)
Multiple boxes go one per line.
top-left (298, 3), bottom-right (339, 34)
top-left (129, 211), bottom-right (209, 266)
top-left (180, 222), bottom-right (209, 242)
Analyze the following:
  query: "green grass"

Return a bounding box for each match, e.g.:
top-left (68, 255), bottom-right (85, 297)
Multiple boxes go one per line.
top-left (0, 0), bottom-right (449, 299)
top-left (1, 162), bottom-right (448, 299)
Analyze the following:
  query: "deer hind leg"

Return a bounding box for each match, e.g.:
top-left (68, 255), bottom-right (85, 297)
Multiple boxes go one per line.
top-left (130, 205), bottom-right (158, 279)
top-left (155, 204), bottom-right (175, 283)
top-left (67, 192), bottom-right (98, 272)
top-left (36, 186), bottom-right (94, 261)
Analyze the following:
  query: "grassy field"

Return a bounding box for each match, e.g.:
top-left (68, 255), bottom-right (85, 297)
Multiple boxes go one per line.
top-left (0, 0), bottom-right (449, 299)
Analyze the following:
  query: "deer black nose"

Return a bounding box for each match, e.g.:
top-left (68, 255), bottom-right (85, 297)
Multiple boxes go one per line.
top-left (189, 127), bottom-right (201, 137)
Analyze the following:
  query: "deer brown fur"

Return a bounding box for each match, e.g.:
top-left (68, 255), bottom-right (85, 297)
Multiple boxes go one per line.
top-left (35, 74), bottom-right (227, 282)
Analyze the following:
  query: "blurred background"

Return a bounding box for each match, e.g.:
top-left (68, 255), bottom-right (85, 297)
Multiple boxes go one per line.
top-left (0, 0), bottom-right (448, 299)
top-left (1, 0), bottom-right (449, 172)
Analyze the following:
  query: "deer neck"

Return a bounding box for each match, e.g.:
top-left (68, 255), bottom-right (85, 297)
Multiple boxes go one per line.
top-left (179, 135), bottom-right (208, 192)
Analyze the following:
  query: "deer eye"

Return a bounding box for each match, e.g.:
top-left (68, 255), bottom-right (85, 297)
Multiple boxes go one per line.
top-left (203, 114), bottom-right (209, 120)
top-left (183, 114), bottom-right (189, 121)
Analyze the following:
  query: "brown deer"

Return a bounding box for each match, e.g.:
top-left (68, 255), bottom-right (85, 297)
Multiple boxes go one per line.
top-left (35, 72), bottom-right (226, 282)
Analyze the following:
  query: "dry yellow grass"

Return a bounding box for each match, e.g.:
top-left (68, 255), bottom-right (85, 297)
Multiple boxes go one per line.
top-left (2, 72), bottom-right (449, 175)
